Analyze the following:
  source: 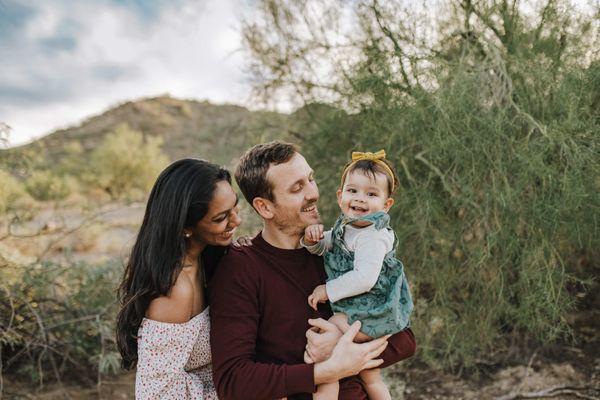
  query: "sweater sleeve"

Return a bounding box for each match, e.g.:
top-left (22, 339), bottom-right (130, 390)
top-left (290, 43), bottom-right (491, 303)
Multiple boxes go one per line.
top-left (380, 328), bottom-right (417, 368)
top-left (209, 251), bottom-right (315, 399)
top-left (300, 230), bottom-right (333, 256)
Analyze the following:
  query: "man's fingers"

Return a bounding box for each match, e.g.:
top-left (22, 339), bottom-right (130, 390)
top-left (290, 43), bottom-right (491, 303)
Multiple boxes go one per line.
top-left (364, 335), bottom-right (389, 353)
top-left (367, 341), bottom-right (388, 360)
top-left (308, 318), bottom-right (337, 332)
top-left (306, 328), bottom-right (319, 342)
top-left (340, 320), bottom-right (361, 342)
top-left (363, 359), bottom-right (384, 370)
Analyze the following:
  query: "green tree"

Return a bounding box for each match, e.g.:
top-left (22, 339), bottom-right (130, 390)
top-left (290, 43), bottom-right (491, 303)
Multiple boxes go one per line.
top-left (243, 0), bottom-right (599, 367)
top-left (88, 124), bottom-right (168, 199)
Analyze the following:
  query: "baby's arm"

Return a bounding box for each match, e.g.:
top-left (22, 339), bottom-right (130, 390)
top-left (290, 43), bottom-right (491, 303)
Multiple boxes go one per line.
top-left (326, 229), bottom-right (394, 303)
top-left (300, 225), bottom-right (333, 256)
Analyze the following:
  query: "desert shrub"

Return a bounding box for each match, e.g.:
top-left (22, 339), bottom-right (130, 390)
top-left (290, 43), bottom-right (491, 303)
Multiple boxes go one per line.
top-left (243, 0), bottom-right (599, 368)
top-left (0, 259), bottom-right (121, 387)
top-left (87, 124), bottom-right (168, 199)
top-left (0, 170), bottom-right (26, 214)
top-left (302, 62), bottom-right (599, 367)
top-left (24, 170), bottom-right (74, 201)
top-left (55, 141), bottom-right (85, 177)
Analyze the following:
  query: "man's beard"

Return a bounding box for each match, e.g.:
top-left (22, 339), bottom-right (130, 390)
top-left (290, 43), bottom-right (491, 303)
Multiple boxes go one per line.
top-left (272, 201), bottom-right (319, 236)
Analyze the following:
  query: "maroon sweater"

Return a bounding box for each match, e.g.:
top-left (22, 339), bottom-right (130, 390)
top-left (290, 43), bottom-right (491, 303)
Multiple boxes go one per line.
top-left (208, 233), bottom-right (416, 400)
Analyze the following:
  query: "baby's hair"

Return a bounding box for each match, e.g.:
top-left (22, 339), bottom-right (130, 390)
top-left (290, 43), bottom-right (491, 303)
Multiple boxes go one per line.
top-left (341, 158), bottom-right (399, 196)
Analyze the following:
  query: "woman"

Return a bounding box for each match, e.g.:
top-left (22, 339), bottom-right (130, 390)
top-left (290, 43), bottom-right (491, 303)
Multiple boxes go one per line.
top-left (116, 158), bottom-right (241, 399)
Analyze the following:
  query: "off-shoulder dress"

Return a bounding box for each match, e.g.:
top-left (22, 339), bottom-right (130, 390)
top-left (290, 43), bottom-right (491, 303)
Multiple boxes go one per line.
top-left (135, 307), bottom-right (217, 399)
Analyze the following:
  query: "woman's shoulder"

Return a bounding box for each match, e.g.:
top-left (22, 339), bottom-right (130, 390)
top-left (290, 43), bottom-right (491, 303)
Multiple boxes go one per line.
top-left (145, 271), bottom-right (195, 324)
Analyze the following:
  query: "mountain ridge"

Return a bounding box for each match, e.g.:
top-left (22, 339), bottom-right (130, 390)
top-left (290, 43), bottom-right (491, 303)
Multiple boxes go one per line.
top-left (1, 95), bottom-right (294, 172)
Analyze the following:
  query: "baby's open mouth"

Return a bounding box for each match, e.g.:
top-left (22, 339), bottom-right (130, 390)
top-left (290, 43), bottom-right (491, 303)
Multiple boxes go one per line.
top-left (350, 206), bottom-right (368, 212)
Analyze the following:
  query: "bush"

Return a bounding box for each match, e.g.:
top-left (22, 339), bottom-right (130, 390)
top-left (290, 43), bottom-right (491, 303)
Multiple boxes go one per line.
top-left (24, 170), bottom-right (74, 201)
top-left (0, 259), bottom-right (121, 386)
top-left (87, 124), bottom-right (168, 199)
top-left (0, 170), bottom-right (26, 214)
top-left (243, 0), bottom-right (599, 368)
top-left (301, 63), bottom-right (599, 367)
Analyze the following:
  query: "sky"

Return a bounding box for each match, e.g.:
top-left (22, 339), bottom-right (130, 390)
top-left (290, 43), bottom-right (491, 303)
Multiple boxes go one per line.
top-left (0, 0), bottom-right (254, 147)
top-left (1, 0), bottom-right (595, 147)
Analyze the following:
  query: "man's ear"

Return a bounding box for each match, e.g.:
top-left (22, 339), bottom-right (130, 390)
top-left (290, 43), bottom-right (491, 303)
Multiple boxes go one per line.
top-left (383, 197), bottom-right (394, 212)
top-left (252, 197), bottom-right (274, 220)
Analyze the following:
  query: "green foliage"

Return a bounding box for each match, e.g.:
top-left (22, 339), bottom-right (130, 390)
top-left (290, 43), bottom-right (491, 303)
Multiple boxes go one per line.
top-left (87, 123), bottom-right (168, 199)
top-left (0, 259), bottom-right (121, 386)
top-left (0, 169), bottom-right (26, 213)
top-left (244, 0), bottom-right (600, 368)
top-left (24, 170), bottom-right (74, 201)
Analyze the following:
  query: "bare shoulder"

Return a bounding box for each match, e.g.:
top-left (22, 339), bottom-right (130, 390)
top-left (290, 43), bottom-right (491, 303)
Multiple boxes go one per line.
top-left (146, 271), bottom-right (195, 323)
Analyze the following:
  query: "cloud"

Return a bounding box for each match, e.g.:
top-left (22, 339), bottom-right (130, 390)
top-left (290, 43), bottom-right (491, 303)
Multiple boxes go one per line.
top-left (0, 0), bottom-right (251, 146)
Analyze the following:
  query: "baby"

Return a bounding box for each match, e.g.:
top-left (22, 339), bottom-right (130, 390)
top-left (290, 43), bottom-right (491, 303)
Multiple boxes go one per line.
top-left (302, 150), bottom-right (413, 400)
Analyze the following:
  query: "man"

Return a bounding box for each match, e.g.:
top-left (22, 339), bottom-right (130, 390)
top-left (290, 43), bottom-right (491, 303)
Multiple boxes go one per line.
top-left (209, 142), bottom-right (416, 399)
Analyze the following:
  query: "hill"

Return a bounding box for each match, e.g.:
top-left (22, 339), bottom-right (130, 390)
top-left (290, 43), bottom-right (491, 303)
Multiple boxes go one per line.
top-left (0, 96), bottom-right (293, 172)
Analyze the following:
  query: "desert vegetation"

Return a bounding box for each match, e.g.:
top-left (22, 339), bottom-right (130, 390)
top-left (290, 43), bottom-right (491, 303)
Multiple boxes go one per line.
top-left (242, 0), bottom-right (599, 370)
top-left (1, 0), bottom-right (598, 398)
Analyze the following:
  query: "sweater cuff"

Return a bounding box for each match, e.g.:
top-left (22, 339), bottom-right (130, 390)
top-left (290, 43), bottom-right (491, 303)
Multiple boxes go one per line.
top-left (286, 363), bottom-right (315, 395)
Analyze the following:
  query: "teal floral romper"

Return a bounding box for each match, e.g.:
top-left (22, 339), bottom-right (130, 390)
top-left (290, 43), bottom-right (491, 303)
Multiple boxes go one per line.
top-left (324, 211), bottom-right (413, 338)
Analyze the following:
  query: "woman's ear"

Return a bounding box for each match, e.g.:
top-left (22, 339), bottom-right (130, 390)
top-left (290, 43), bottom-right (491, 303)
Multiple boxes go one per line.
top-left (383, 197), bottom-right (394, 212)
top-left (252, 197), bottom-right (274, 220)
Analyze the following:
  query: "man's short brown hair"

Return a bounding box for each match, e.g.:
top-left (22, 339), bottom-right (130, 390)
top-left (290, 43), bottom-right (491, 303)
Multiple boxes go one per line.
top-left (235, 141), bottom-right (298, 206)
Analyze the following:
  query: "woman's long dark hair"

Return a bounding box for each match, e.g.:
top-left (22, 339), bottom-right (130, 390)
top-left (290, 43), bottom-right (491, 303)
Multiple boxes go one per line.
top-left (116, 159), bottom-right (231, 370)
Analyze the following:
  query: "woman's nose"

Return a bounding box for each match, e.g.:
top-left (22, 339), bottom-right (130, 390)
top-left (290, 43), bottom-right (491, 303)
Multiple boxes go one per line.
top-left (230, 209), bottom-right (242, 227)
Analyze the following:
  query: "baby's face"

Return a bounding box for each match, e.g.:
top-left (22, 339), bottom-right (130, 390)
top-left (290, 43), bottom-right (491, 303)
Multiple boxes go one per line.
top-left (337, 170), bottom-right (394, 219)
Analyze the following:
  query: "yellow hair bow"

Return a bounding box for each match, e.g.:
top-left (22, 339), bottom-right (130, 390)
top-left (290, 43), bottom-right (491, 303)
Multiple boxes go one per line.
top-left (351, 150), bottom-right (387, 162)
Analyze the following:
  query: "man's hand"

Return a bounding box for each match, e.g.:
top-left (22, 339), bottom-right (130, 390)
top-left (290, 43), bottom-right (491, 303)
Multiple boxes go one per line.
top-left (304, 224), bottom-right (324, 245)
top-left (313, 321), bottom-right (390, 384)
top-left (305, 318), bottom-right (343, 363)
top-left (308, 285), bottom-right (328, 310)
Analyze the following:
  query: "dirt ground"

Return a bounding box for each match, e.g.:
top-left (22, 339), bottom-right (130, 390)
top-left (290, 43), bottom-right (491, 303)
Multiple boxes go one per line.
top-left (4, 302), bottom-right (598, 400)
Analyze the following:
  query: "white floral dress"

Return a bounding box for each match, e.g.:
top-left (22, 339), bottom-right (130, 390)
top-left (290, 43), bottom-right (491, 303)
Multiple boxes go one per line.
top-left (135, 307), bottom-right (217, 399)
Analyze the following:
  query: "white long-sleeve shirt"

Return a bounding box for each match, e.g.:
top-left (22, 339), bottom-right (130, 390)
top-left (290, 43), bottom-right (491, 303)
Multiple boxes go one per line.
top-left (302, 224), bottom-right (395, 303)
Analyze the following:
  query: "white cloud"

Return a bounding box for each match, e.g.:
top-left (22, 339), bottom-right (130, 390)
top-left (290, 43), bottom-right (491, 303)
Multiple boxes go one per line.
top-left (0, 0), bottom-right (252, 147)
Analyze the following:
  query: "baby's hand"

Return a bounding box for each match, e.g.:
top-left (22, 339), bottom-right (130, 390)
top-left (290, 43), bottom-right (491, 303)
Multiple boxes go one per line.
top-left (232, 235), bottom-right (253, 247)
top-left (304, 224), bottom-right (324, 245)
top-left (308, 284), bottom-right (328, 310)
